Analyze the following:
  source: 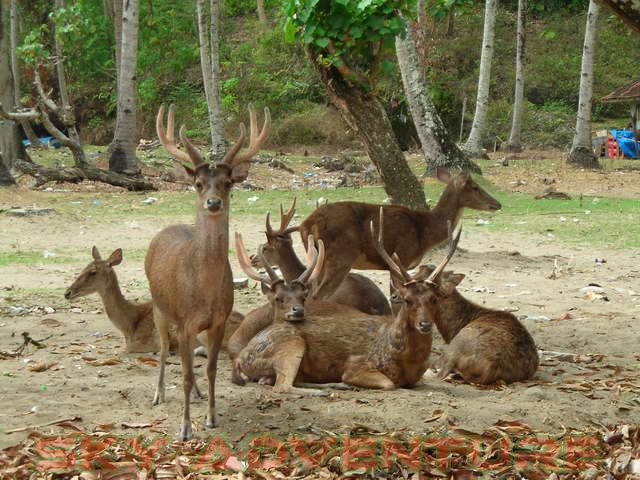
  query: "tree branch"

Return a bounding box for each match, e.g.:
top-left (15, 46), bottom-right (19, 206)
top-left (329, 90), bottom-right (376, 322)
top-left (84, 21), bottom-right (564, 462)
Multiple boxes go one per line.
top-left (33, 69), bottom-right (60, 114)
top-left (0, 103), bottom-right (40, 121)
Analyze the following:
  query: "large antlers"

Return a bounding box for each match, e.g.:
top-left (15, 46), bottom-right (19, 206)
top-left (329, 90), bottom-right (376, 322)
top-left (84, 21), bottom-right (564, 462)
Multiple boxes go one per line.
top-left (223, 104), bottom-right (271, 167)
top-left (156, 104), bottom-right (271, 168)
top-left (156, 105), bottom-right (203, 169)
top-left (235, 232), bottom-right (324, 287)
top-left (370, 208), bottom-right (412, 283)
top-left (425, 220), bottom-right (462, 284)
top-left (370, 208), bottom-right (461, 285)
top-left (266, 198), bottom-right (297, 237)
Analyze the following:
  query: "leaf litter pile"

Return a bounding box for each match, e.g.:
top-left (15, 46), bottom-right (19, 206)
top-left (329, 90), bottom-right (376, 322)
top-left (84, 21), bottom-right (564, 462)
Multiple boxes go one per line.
top-left (1, 421), bottom-right (639, 479)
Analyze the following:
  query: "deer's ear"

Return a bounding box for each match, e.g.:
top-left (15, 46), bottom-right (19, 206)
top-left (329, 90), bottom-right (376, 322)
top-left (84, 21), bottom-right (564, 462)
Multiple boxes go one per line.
top-left (230, 162), bottom-right (250, 183)
top-left (106, 248), bottom-right (123, 267)
top-left (91, 246), bottom-right (101, 261)
top-left (436, 167), bottom-right (452, 184)
top-left (439, 273), bottom-right (465, 295)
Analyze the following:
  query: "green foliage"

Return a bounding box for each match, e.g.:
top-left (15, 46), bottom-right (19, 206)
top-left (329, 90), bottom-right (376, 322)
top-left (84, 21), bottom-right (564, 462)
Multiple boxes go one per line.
top-left (284, 0), bottom-right (412, 81)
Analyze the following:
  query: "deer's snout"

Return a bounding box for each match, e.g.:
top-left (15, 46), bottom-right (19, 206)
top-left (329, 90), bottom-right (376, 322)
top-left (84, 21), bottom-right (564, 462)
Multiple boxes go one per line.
top-left (64, 289), bottom-right (73, 299)
top-left (418, 321), bottom-right (432, 334)
top-left (205, 197), bottom-right (223, 213)
top-left (286, 305), bottom-right (305, 322)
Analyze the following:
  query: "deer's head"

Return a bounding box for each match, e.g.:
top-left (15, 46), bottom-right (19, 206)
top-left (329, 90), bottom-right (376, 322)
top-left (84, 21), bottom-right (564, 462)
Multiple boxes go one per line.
top-left (156, 104), bottom-right (270, 217)
top-left (436, 167), bottom-right (501, 212)
top-left (64, 247), bottom-right (122, 299)
top-left (236, 233), bottom-right (324, 322)
top-left (251, 198), bottom-right (298, 268)
top-left (372, 208), bottom-right (462, 335)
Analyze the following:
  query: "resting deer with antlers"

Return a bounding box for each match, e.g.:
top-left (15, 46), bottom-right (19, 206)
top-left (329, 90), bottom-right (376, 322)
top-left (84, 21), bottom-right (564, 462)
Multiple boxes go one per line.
top-left (297, 168), bottom-right (501, 300)
top-left (252, 198), bottom-right (390, 316)
top-left (231, 220), bottom-right (442, 392)
top-left (146, 104), bottom-right (270, 440)
top-left (64, 247), bottom-right (244, 354)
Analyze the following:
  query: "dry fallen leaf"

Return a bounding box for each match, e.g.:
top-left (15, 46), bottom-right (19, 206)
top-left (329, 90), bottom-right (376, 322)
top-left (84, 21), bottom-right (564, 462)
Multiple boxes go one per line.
top-left (40, 318), bottom-right (63, 328)
top-left (425, 409), bottom-right (445, 423)
top-left (121, 421), bottom-right (153, 429)
top-left (136, 356), bottom-right (159, 367)
top-left (85, 358), bottom-right (122, 366)
top-left (28, 362), bottom-right (59, 372)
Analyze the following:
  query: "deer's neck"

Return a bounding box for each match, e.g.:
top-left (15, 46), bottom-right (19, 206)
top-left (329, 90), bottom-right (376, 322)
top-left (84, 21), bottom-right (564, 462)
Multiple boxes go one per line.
top-left (194, 209), bottom-right (230, 269)
top-left (276, 240), bottom-right (305, 281)
top-left (97, 272), bottom-right (138, 335)
top-left (421, 186), bottom-right (463, 246)
top-left (435, 291), bottom-right (489, 343)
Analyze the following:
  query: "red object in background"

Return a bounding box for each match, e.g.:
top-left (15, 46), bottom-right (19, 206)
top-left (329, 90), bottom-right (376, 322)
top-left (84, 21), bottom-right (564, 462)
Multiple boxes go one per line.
top-left (607, 134), bottom-right (619, 159)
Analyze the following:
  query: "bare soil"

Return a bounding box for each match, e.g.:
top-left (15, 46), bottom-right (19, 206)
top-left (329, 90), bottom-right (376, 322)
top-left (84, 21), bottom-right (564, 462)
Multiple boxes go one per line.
top-left (1, 202), bottom-right (639, 449)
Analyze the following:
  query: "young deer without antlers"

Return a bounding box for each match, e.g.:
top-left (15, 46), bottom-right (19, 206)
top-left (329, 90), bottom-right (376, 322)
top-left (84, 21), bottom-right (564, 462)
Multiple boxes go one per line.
top-left (412, 270), bottom-right (539, 385)
top-left (64, 247), bottom-right (244, 354)
top-left (145, 103), bottom-right (270, 440)
top-left (64, 247), bottom-right (160, 353)
top-left (231, 225), bottom-right (438, 392)
top-left (252, 198), bottom-right (391, 316)
top-left (297, 168), bottom-right (501, 300)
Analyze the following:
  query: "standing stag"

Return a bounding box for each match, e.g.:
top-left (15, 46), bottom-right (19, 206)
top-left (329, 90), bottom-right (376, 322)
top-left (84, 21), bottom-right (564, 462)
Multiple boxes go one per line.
top-left (145, 104), bottom-right (270, 440)
top-left (253, 198), bottom-right (391, 316)
top-left (297, 168), bottom-right (501, 299)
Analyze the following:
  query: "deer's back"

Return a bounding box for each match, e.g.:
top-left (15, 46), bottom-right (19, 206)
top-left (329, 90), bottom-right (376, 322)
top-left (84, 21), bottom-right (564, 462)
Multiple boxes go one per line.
top-left (446, 313), bottom-right (539, 384)
top-left (300, 202), bottom-right (426, 269)
top-left (331, 273), bottom-right (391, 315)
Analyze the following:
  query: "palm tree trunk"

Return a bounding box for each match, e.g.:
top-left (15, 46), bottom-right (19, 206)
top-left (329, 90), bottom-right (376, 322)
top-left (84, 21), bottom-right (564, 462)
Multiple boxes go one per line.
top-left (53, 0), bottom-right (82, 157)
top-left (256, 0), bottom-right (267, 26)
top-left (10, 0), bottom-right (40, 148)
top-left (567, 0), bottom-right (600, 169)
top-left (1, 0), bottom-right (17, 185)
top-left (395, 21), bottom-right (480, 175)
top-left (507, 0), bottom-right (526, 153)
top-left (196, 0), bottom-right (225, 161)
top-left (464, 0), bottom-right (498, 158)
top-left (109, 0), bottom-right (140, 174)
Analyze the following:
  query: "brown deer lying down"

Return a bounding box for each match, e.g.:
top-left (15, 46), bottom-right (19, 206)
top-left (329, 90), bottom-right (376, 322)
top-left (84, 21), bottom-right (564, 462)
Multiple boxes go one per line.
top-left (64, 247), bottom-right (244, 353)
top-left (145, 104), bottom-right (269, 440)
top-left (386, 215), bottom-right (539, 385)
top-left (252, 198), bottom-right (390, 316)
top-left (230, 229), bottom-right (438, 392)
top-left (297, 168), bottom-right (501, 300)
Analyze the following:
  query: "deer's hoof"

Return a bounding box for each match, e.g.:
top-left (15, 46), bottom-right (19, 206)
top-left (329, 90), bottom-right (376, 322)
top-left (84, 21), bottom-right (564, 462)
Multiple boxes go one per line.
top-left (152, 393), bottom-right (163, 406)
top-left (179, 422), bottom-right (193, 442)
top-left (206, 415), bottom-right (217, 429)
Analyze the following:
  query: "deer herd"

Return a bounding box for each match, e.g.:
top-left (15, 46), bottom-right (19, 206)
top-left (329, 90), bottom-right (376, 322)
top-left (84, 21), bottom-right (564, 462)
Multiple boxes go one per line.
top-left (65, 105), bottom-right (539, 441)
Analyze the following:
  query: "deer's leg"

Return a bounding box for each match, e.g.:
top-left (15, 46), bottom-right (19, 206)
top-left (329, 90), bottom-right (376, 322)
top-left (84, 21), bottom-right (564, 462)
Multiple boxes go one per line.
top-left (178, 332), bottom-right (195, 441)
top-left (205, 315), bottom-right (226, 429)
top-left (152, 306), bottom-right (170, 406)
top-left (191, 348), bottom-right (205, 401)
top-left (342, 360), bottom-right (396, 390)
top-left (272, 338), bottom-right (327, 396)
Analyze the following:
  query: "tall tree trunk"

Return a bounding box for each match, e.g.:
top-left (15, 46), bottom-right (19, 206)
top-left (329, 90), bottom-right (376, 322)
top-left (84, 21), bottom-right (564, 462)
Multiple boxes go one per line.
top-left (10, 0), bottom-right (40, 148)
top-left (464, 0), bottom-right (498, 158)
top-left (53, 0), bottom-right (82, 155)
top-left (109, 0), bottom-right (139, 174)
top-left (567, 0), bottom-right (600, 169)
top-left (196, 0), bottom-right (225, 161)
top-left (507, 0), bottom-right (526, 153)
top-left (256, 0), bottom-right (267, 26)
top-left (0, 0), bottom-right (17, 185)
top-left (316, 65), bottom-right (427, 210)
top-left (395, 21), bottom-right (480, 175)
top-left (104, 0), bottom-right (122, 75)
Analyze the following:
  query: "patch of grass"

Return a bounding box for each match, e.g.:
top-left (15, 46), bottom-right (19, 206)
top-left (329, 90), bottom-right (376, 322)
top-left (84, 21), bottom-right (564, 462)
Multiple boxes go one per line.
top-left (0, 251), bottom-right (76, 266)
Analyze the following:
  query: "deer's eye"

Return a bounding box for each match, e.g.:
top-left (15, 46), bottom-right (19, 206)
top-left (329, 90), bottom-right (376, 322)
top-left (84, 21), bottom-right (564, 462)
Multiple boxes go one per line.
top-left (275, 297), bottom-right (284, 304)
top-left (195, 181), bottom-right (203, 190)
top-left (431, 297), bottom-right (438, 304)
top-left (88, 271), bottom-right (96, 276)
top-left (225, 180), bottom-right (233, 188)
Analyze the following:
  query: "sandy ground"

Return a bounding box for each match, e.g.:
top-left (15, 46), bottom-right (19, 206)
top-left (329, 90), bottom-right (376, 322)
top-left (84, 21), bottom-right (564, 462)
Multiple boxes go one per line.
top-left (1, 201), bottom-right (639, 450)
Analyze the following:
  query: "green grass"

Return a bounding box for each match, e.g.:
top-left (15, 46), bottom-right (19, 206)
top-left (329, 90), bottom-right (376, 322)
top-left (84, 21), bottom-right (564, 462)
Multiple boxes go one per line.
top-left (0, 251), bottom-right (77, 267)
